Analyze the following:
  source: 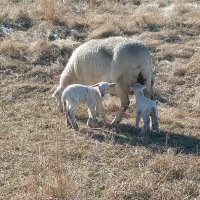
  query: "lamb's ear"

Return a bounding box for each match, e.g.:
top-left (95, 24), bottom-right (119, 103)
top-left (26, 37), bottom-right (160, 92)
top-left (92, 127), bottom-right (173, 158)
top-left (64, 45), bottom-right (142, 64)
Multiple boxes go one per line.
top-left (108, 83), bottom-right (116, 87)
top-left (129, 86), bottom-right (134, 92)
top-left (92, 83), bottom-right (99, 87)
top-left (141, 84), bottom-right (147, 90)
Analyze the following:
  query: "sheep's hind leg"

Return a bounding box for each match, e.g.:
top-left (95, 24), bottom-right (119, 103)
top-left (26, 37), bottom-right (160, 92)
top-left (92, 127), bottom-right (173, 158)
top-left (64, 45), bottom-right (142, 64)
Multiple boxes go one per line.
top-left (111, 83), bottom-right (130, 124)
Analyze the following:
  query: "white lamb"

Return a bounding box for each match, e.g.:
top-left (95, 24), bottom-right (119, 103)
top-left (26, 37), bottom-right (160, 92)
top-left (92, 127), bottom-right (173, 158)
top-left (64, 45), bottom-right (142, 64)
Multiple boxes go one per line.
top-left (62, 82), bottom-right (116, 130)
top-left (129, 83), bottom-right (160, 135)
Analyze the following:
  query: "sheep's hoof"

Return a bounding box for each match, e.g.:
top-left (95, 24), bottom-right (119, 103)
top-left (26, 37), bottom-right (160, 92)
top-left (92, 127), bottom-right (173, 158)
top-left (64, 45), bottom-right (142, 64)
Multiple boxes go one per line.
top-left (57, 105), bottom-right (63, 113)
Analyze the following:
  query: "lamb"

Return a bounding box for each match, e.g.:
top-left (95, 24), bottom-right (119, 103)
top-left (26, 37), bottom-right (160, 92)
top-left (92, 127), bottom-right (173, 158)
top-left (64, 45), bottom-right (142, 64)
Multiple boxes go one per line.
top-left (53, 36), bottom-right (154, 124)
top-left (62, 82), bottom-right (116, 130)
top-left (129, 83), bottom-right (160, 135)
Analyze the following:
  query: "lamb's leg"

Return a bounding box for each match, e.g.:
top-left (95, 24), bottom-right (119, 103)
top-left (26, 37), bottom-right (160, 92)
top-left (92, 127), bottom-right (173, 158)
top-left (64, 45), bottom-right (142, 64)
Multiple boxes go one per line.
top-left (151, 109), bottom-right (160, 134)
top-left (65, 111), bottom-right (72, 127)
top-left (96, 101), bottom-right (106, 122)
top-left (63, 101), bottom-right (71, 127)
top-left (142, 72), bottom-right (156, 129)
top-left (111, 83), bottom-right (130, 124)
top-left (68, 106), bottom-right (79, 131)
top-left (140, 113), bottom-right (150, 136)
top-left (87, 106), bottom-right (97, 127)
top-left (135, 111), bottom-right (141, 129)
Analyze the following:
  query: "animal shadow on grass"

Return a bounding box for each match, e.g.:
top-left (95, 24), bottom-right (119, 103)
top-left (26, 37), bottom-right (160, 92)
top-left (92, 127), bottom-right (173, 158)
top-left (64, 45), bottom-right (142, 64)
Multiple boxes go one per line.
top-left (81, 122), bottom-right (200, 155)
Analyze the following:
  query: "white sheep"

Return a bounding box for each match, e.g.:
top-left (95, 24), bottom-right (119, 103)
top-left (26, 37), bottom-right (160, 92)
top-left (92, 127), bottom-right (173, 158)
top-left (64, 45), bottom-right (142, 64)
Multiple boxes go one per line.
top-left (129, 83), bottom-right (160, 135)
top-left (62, 82), bottom-right (116, 130)
top-left (53, 36), bottom-right (154, 125)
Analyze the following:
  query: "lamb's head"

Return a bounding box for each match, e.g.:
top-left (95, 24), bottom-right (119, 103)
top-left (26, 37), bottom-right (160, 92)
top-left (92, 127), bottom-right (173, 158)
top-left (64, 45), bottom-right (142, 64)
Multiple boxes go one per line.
top-left (129, 83), bottom-right (146, 95)
top-left (92, 82), bottom-right (116, 97)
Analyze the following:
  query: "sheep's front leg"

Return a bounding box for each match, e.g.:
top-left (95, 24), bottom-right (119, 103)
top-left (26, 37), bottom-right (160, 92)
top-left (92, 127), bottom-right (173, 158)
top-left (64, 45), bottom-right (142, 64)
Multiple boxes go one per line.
top-left (142, 71), bottom-right (153, 99)
top-left (87, 105), bottom-right (97, 127)
top-left (53, 86), bottom-right (65, 112)
top-left (68, 106), bottom-right (79, 131)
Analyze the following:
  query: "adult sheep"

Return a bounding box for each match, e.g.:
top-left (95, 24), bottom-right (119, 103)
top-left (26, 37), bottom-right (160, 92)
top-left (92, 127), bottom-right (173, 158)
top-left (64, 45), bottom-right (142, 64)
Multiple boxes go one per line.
top-left (53, 36), bottom-right (154, 124)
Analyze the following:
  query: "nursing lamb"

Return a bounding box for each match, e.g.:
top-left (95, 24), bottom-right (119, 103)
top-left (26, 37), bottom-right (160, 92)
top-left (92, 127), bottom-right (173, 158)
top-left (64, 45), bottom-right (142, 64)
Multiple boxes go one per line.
top-left (62, 82), bottom-right (116, 130)
top-left (53, 36), bottom-right (154, 124)
top-left (129, 83), bottom-right (160, 135)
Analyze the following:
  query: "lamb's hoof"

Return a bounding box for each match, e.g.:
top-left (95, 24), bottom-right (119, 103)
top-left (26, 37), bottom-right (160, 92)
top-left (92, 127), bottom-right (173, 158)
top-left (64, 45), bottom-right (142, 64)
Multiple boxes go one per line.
top-left (134, 127), bottom-right (140, 132)
top-left (74, 126), bottom-right (79, 131)
top-left (111, 119), bottom-right (120, 125)
top-left (67, 124), bottom-right (72, 128)
top-left (87, 119), bottom-right (97, 128)
top-left (140, 135), bottom-right (148, 142)
top-left (99, 117), bottom-right (106, 123)
top-left (71, 124), bottom-right (79, 131)
top-left (156, 130), bottom-right (161, 135)
top-left (139, 130), bottom-right (147, 137)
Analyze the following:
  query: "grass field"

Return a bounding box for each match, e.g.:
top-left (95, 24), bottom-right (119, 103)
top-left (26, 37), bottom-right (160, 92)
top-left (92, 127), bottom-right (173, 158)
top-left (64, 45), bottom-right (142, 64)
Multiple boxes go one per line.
top-left (0, 0), bottom-right (200, 199)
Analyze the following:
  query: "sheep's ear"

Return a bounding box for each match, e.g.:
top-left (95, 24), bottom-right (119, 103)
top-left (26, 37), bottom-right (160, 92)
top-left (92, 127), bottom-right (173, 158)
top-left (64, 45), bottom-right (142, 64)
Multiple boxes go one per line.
top-left (92, 83), bottom-right (99, 87)
top-left (108, 83), bottom-right (116, 87)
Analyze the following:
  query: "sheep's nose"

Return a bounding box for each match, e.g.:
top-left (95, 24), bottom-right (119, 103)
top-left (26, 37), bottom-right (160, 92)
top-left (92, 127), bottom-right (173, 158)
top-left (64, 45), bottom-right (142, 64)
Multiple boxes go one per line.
top-left (101, 94), bottom-right (104, 97)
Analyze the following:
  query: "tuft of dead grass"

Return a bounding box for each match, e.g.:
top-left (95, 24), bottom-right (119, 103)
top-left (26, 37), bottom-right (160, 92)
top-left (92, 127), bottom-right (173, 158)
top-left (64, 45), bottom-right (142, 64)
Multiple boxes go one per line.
top-left (0, 39), bottom-right (28, 61)
top-left (28, 40), bottom-right (61, 65)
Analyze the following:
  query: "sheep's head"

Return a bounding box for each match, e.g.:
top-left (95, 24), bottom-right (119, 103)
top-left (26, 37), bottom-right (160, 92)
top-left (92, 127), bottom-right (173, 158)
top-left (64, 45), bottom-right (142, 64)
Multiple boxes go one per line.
top-left (92, 82), bottom-right (116, 97)
top-left (129, 83), bottom-right (146, 95)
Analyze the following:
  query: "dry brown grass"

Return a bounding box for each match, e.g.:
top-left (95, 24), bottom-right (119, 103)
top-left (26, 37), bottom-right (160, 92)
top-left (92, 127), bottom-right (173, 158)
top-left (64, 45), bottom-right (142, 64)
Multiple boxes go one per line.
top-left (0, 0), bottom-right (200, 199)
